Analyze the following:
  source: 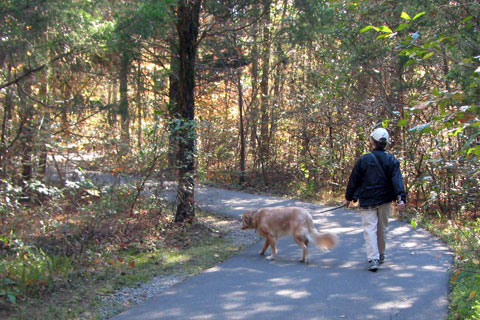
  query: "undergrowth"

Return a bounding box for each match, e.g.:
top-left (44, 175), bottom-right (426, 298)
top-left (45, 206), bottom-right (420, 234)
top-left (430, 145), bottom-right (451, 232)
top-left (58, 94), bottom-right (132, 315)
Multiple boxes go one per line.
top-left (0, 178), bottom-right (246, 319)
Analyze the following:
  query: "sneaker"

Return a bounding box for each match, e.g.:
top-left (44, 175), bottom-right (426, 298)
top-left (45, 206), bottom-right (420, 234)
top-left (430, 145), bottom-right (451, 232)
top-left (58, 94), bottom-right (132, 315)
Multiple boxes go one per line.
top-left (368, 259), bottom-right (380, 272)
top-left (379, 254), bottom-right (385, 265)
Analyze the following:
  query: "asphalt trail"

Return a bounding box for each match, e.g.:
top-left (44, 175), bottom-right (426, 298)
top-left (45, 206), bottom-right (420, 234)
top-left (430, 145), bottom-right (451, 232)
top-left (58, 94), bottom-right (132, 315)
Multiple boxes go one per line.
top-left (111, 185), bottom-right (452, 320)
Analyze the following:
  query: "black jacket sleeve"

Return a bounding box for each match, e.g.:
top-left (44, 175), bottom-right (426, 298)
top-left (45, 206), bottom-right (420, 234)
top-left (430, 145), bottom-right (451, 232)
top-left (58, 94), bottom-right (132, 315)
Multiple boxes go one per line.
top-left (345, 159), bottom-right (362, 202)
top-left (391, 159), bottom-right (407, 202)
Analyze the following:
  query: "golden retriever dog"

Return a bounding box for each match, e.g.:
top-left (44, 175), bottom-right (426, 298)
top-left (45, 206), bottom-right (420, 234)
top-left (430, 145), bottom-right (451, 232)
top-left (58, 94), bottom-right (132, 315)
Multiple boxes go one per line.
top-left (241, 207), bottom-right (338, 264)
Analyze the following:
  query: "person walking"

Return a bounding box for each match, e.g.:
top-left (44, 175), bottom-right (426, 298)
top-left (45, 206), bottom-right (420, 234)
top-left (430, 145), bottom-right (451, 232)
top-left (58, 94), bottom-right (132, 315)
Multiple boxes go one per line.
top-left (343, 128), bottom-right (407, 272)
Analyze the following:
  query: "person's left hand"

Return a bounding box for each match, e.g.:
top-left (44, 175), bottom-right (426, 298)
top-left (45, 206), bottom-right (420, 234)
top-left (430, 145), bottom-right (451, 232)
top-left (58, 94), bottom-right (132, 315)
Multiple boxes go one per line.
top-left (343, 199), bottom-right (351, 208)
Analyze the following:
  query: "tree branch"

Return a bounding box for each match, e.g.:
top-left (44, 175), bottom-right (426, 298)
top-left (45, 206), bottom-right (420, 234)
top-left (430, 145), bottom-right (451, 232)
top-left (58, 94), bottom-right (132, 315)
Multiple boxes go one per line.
top-left (0, 51), bottom-right (73, 91)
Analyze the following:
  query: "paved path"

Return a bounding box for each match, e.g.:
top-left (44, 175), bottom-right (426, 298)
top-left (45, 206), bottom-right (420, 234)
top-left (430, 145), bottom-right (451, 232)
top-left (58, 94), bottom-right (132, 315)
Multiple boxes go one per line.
top-left (112, 185), bottom-right (452, 320)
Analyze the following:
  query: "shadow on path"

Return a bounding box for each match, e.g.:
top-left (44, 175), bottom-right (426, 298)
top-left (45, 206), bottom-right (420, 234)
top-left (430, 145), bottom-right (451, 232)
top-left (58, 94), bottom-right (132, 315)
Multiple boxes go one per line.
top-left (112, 185), bottom-right (452, 320)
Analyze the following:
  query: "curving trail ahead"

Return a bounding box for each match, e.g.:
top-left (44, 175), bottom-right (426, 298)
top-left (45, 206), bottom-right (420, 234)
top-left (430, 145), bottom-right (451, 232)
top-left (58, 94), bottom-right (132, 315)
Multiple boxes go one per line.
top-left (112, 185), bottom-right (452, 320)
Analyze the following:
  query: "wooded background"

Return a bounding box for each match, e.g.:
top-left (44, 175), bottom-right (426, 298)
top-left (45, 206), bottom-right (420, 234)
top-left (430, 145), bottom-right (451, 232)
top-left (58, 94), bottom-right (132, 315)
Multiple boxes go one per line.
top-left (1, 0), bottom-right (479, 222)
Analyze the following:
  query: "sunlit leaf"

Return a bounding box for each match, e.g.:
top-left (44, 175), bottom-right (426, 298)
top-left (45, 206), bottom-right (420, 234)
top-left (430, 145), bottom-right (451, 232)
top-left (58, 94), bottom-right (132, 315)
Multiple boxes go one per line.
top-left (467, 145), bottom-right (480, 156)
top-left (360, 25), bottom-right (378, 33)
top-left (423, 52), bottom-right (434, 59)
top-left (448, 127), bottom-right (463, 137)
top-left (378, 26), bottom-right (393, 33)
top-left (405, 59), bottom-right (416, 67)
top-left (401, 11), bottom-right (411, 20)
top-left (412, 12), bottom-right (426, 20)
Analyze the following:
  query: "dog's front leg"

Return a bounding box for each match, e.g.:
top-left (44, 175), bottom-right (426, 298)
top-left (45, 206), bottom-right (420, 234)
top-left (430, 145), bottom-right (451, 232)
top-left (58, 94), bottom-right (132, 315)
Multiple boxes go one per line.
top-left (259, 239), bottom-right (269, 255)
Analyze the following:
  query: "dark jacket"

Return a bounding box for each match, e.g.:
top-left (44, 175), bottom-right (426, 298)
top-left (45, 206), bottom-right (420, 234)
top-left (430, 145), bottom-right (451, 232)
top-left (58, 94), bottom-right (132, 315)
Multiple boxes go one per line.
top-left (345, 148), bottom-right (407, 208)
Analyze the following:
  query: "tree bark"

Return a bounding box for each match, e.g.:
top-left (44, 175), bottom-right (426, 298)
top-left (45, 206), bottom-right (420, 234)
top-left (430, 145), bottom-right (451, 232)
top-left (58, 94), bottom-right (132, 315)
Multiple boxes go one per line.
top-left (249, 22), bottom-right (259, 167)
top-left (174, 0), bottom-right (201, 223)
top-left (258, 0), bottom-right (272, 186)
top-left (0, 65), bottom-right (14, 179)
top-left (136, 62), bottom-right (143, 150)
top-left (38, 70), bottom-right (48, 179)
top-left (237, 70), bottom-right (246, 185)
top-left (19, 81), bottom-right (34, 185)
top-left (119, 49), bottom-right (131, 155)
top-left (168, 42), bottom-right (180, 173)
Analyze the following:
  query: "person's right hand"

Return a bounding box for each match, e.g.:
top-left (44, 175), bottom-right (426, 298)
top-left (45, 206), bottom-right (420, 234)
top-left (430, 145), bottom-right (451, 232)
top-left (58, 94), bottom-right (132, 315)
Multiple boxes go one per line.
top-left (397, 201), bottom-right (406, 211)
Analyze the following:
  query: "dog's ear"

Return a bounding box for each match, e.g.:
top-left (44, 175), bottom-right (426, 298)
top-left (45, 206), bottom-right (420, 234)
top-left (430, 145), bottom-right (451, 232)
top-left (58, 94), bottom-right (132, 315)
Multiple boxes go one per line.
top-left (245, 213), bottom-right (251, 225)
top-left (241, 211), bottom-right (252, 228)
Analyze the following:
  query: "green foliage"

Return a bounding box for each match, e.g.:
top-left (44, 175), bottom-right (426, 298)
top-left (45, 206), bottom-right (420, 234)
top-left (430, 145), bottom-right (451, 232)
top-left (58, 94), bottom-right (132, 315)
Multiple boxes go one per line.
top-left (0, 179), bottom-right (22, 217)
top-left (450, 266), bottom-right (480, 320)
top-left (0, 234), bottom-right (74, 308)
top-left (446, 219), bottom-right (480, 320)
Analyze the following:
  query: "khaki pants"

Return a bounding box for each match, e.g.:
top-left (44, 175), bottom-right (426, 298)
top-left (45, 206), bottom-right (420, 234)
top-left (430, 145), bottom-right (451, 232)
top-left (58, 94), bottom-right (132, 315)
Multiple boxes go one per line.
top-left (359, 202), bottom-right (391, 261)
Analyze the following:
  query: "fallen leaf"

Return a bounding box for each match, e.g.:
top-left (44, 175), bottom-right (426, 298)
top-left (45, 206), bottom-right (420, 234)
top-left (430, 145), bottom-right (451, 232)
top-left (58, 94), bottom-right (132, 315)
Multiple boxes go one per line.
top-left (451, 275), bottom-right (458, 284)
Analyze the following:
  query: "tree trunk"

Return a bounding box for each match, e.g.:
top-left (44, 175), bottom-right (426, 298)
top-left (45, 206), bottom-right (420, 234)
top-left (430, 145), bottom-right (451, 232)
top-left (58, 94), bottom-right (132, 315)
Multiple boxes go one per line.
top-left (237, 70), bottom-right (246, 185)
top-left (136, 62), bottom-right (143, 150)
top-left (108, 79), bottom-right (117, 128)
top-left (0, 65), bottom-right (14, 179)
top-left (174, 0), bottom-right (201, 223)
top-left (168, 42), bottom-right (180, 174)
top-left (119, 50), bottom-right (131, 155)
top-left (38, 71), bottom-right (48, 179)
top-left (249, 23), bottom-right (259, 168)
top-left (19, 81), bottom-right (34, 185)
top-left (259, 0), bottom-right (272, 186)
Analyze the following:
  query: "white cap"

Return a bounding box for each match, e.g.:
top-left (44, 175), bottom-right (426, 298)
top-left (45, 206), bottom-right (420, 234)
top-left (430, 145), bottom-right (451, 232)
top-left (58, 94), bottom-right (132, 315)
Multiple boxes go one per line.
top-left (370, 128), bottom-right (390, 143)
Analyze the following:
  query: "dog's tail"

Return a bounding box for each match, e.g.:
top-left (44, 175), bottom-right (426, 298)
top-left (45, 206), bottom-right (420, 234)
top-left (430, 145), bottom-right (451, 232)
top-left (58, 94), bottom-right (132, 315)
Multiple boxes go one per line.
top-left (308, 230), bottom-right (338, 251)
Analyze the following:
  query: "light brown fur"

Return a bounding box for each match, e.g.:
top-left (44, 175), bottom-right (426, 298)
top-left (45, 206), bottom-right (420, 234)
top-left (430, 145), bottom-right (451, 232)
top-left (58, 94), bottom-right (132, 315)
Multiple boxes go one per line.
top-left (241, 207), bottom-right (338, 264)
